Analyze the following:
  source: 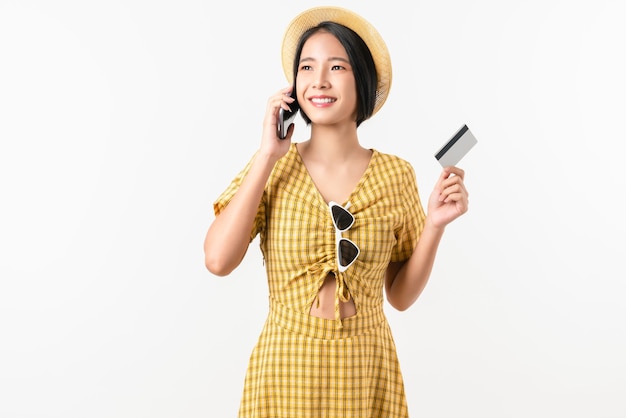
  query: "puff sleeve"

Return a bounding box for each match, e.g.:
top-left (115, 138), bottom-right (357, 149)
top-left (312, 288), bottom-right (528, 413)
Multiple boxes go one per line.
top-left (390, 161), bottom-right (426, 262)
top-left (213, 154), bottom-right (266, 243)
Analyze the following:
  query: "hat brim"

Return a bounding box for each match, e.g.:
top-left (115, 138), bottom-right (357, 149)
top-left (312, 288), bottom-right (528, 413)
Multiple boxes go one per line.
top-left (281, 6), bottom-right (392, 115)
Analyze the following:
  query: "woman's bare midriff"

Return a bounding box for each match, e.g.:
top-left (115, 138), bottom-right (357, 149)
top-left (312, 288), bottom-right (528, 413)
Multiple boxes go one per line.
top-left (309, 273), bottom-right (356, 320)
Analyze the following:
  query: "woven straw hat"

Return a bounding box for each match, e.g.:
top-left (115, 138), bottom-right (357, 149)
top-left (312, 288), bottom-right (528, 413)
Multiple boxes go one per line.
top-left (281, 6), bottom-right (392, 115)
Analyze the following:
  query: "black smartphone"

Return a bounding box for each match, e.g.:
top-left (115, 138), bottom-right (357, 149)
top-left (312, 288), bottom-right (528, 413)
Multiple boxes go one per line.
top-left (278, 92), bottom-right (299, 140)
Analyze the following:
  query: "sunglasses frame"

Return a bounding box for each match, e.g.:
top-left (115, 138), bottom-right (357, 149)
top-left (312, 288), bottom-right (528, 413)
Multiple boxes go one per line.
top-left (328, 201), bottom-right (360, 272)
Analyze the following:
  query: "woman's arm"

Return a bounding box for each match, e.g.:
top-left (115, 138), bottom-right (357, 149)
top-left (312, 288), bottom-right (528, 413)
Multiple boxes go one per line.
top-left (204, 87), bottom-right (296, 276)
top-left (204, 151), bottom-right (276, 276)
top-left (385, 166), bottom-right (469, 310)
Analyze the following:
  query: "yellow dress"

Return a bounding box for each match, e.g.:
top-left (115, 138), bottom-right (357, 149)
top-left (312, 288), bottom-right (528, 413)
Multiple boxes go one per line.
top-left (214, 143), bottom-right (426, 417)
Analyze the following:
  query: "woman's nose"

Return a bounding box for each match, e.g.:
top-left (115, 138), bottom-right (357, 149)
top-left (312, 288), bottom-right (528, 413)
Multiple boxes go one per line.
top-left (312, 71), bottom-right (330, 89)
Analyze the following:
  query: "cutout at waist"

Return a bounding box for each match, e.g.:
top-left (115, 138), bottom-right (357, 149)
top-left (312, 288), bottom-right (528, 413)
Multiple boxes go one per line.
top-left (309, 273), bottom-right (356, 320)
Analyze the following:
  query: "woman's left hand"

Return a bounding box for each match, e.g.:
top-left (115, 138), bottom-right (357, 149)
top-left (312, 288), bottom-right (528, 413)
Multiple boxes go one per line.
top-left (427, 166), bottom-right (469, 229)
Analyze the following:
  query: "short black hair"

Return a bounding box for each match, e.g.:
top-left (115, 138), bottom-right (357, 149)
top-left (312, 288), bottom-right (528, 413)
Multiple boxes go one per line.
top-left (291, 21), bottom-right (378, 128)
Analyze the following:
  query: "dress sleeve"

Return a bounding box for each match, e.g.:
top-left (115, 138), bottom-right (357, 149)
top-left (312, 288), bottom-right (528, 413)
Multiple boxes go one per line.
top-left (213, 153), bottom-right (266, 243)
top-left (390, 161), bottom-right (426, 262)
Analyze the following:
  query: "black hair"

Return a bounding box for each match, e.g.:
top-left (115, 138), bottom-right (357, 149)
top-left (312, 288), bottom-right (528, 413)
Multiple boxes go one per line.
top-left (291, 21), bottom-right (378, 128)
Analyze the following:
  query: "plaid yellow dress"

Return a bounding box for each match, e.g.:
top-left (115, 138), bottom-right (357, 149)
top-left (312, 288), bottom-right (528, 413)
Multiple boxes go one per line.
top-left (214, 143), bottom-right (425, 417)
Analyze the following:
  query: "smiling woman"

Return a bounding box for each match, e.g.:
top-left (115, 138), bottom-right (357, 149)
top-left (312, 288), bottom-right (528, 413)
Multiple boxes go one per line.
top-left (1, 0), bottom-right (624, 417)
top-left (203, 6), bottom-right (469, 417)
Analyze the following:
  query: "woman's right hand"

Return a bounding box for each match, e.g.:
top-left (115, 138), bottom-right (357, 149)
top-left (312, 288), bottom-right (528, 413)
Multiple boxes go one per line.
top-left (259, 86), bottom-right (297, 161)
top-left (204, 87), bottom-right (298, 276)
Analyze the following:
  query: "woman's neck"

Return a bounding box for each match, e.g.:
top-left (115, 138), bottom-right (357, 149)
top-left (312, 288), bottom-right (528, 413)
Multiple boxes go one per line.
top-left (305, 123), bottom-right (362, 164)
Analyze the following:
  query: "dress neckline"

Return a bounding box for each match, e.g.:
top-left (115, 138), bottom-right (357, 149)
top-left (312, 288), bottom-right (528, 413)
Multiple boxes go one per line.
top-left (292, 143), bottom-right (378, 209)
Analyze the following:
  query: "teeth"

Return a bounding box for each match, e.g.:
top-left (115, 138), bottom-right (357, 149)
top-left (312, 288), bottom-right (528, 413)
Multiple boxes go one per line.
top-left (311, 98), bottom-right (335, 104)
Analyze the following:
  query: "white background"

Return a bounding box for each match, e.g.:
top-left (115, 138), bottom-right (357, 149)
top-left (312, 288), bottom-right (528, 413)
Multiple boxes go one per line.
top-left (1, 0), bottom-right (625, 416)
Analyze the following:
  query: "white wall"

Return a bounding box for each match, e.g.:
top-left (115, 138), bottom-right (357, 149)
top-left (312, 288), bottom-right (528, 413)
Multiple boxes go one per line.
top-left (1, 0), bottom-right (624, 416)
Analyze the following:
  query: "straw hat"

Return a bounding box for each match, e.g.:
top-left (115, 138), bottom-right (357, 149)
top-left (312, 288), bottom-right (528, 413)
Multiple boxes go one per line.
top-left (281, 6), bottom-right (392, 115)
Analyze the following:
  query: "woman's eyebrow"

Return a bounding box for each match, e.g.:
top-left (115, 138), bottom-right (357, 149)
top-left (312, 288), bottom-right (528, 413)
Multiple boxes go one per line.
top-left (299, 56), bottom-right (350, 64)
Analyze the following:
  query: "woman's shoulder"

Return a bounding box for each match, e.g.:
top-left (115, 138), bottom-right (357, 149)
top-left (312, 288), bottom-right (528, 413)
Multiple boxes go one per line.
top-left (265, 142), bottom-right (304, 187)
top-left (371, 149), bottom-right (415, 176)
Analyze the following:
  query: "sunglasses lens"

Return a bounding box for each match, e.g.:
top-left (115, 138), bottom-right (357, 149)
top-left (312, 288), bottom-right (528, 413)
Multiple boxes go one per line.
top-left (331, 205), bottom-right (354, 231)
top-left (338, 239), bottom-right (359, 267)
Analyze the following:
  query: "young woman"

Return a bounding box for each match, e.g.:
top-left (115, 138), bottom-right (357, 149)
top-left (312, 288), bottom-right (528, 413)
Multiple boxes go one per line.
top-left (204, 6), bottom-right (469, 417)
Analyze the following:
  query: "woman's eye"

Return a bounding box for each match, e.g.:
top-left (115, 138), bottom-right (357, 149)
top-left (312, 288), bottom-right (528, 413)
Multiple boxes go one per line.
top-left (300, 65), bottom-right (312, 71)
top-left (331, 65), bottom-right (344, 70)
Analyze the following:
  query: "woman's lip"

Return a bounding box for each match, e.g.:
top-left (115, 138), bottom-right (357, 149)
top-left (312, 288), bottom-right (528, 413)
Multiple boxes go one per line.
top-left (309, 96), bottom-right (337, 106)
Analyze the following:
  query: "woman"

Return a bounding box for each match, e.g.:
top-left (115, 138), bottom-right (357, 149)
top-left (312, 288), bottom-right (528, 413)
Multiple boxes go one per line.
top-left (204, 6), bottom-right (469, 417)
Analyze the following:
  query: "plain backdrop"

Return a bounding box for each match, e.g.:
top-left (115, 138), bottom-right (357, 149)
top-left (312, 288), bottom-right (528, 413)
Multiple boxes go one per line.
top-left (1, 0), bottom-right (625, 417)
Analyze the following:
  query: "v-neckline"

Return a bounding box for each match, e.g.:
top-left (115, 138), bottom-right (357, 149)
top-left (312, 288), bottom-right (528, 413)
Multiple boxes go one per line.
top-left (293, 143), bottom-right (377, 209)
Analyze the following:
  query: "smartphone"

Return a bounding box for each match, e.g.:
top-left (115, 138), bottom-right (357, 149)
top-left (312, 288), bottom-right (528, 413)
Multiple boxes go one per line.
top-left (278, 92), bottom-right (299, 140)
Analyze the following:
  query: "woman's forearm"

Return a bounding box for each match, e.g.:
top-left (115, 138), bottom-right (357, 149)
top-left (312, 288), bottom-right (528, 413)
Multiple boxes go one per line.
top-left (386, 219), bottom-right (445, 310)
top-left (204, 151), bottom-right (277, 276)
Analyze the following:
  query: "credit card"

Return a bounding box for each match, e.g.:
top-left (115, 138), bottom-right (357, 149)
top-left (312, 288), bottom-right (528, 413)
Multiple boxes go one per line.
top-left (434, 124), bottom-right (477, 167)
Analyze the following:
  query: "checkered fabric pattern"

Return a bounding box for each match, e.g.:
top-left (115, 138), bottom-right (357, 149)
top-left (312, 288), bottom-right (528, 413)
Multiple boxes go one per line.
top-left (214, 143), bottom-right (426, 417)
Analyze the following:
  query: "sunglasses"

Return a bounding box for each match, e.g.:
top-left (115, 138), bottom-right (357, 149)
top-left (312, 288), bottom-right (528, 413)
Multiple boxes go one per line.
top-left (329, 201), bottom-right (360, 272)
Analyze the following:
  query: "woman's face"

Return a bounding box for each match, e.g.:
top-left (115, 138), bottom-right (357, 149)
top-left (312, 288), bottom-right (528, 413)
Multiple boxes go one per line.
top-left (296, 31), bottom-right (358, 126)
